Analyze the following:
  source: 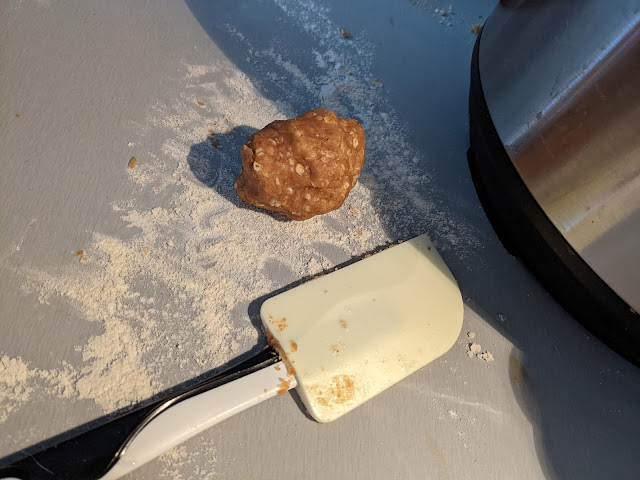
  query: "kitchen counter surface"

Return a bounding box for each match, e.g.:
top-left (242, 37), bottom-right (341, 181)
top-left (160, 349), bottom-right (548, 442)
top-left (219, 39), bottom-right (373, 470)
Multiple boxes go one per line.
top-left (2, 1), bottom-right (639, 479)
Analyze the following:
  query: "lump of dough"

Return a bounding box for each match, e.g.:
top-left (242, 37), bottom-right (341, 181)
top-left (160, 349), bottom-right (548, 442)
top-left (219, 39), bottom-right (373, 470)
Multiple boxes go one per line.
top-left (234, 108), bottom-right (365, 220)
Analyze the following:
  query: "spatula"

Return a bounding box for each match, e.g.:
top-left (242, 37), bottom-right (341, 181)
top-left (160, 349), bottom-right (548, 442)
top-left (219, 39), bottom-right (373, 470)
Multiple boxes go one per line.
top-left (0, 234), bottom-right (463, 480)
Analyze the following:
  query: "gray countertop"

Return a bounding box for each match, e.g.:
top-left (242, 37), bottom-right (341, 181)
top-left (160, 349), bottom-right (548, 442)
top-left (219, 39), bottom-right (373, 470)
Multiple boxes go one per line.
top-left (2, 1), bottom-right (639, 479)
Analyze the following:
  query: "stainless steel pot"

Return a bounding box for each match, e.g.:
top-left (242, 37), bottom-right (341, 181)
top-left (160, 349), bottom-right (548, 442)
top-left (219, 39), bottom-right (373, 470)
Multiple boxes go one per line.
top-left (468, 0), bottom-right (640, 365)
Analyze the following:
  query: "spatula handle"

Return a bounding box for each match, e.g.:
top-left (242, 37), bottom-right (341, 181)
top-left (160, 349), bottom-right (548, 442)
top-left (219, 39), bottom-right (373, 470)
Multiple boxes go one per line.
top-left (100, 359), bottom-right (292, 479)
top-left (0, 347), bottom-right (293, 480)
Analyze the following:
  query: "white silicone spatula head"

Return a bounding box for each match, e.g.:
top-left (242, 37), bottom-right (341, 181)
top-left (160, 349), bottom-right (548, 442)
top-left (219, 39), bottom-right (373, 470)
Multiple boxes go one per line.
top-left (261, 234), bottom-right (463, 423)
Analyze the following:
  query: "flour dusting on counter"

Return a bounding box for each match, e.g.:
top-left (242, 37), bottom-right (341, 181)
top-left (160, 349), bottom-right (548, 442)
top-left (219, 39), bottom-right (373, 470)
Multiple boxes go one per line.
top-left (0, 356), bottom-right (36, 423)
top-left (155, 439), bottom-right (217, 480)
top-left (0, 355), bottom-right (76, 423)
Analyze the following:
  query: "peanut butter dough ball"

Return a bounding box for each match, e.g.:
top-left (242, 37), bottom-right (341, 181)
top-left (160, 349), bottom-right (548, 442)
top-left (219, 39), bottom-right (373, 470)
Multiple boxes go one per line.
top-left (234, 108), bottom-right (365, 220)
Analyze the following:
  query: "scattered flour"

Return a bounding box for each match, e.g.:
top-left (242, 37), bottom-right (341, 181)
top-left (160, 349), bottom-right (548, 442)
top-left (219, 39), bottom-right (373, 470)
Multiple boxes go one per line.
top-left (156, 439), bottom-right (217, 480)
top-left (0, 356), bottom-right (36, 424)
top-left (0, 355), bottom-right (76, 423)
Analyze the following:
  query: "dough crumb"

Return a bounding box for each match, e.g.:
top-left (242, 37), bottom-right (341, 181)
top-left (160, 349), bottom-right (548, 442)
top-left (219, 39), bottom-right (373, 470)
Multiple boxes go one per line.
top-left (467, 342), bottom-right (482, 358)
top-left (235, 108), bottom-right (365, 220)
top-left (498, 313), bottom-right (506, 322)
top-left (467, 331), bottom-right (476, 339)
top-left (466, 341), bottom-right (494, 362)
top-left (471, 24), bottom-right (483, 35)
top-left (128, 157), bottom-right (137, 169)
top-left (477, 351), bottom-right (494, 362)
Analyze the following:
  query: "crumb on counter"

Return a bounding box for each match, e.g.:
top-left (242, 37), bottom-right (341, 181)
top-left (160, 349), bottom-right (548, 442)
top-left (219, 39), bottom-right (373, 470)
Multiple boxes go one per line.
top-left (467, 342), bottom-right (482, 358)
top-left (478, 351), bottom-right (494, 362)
